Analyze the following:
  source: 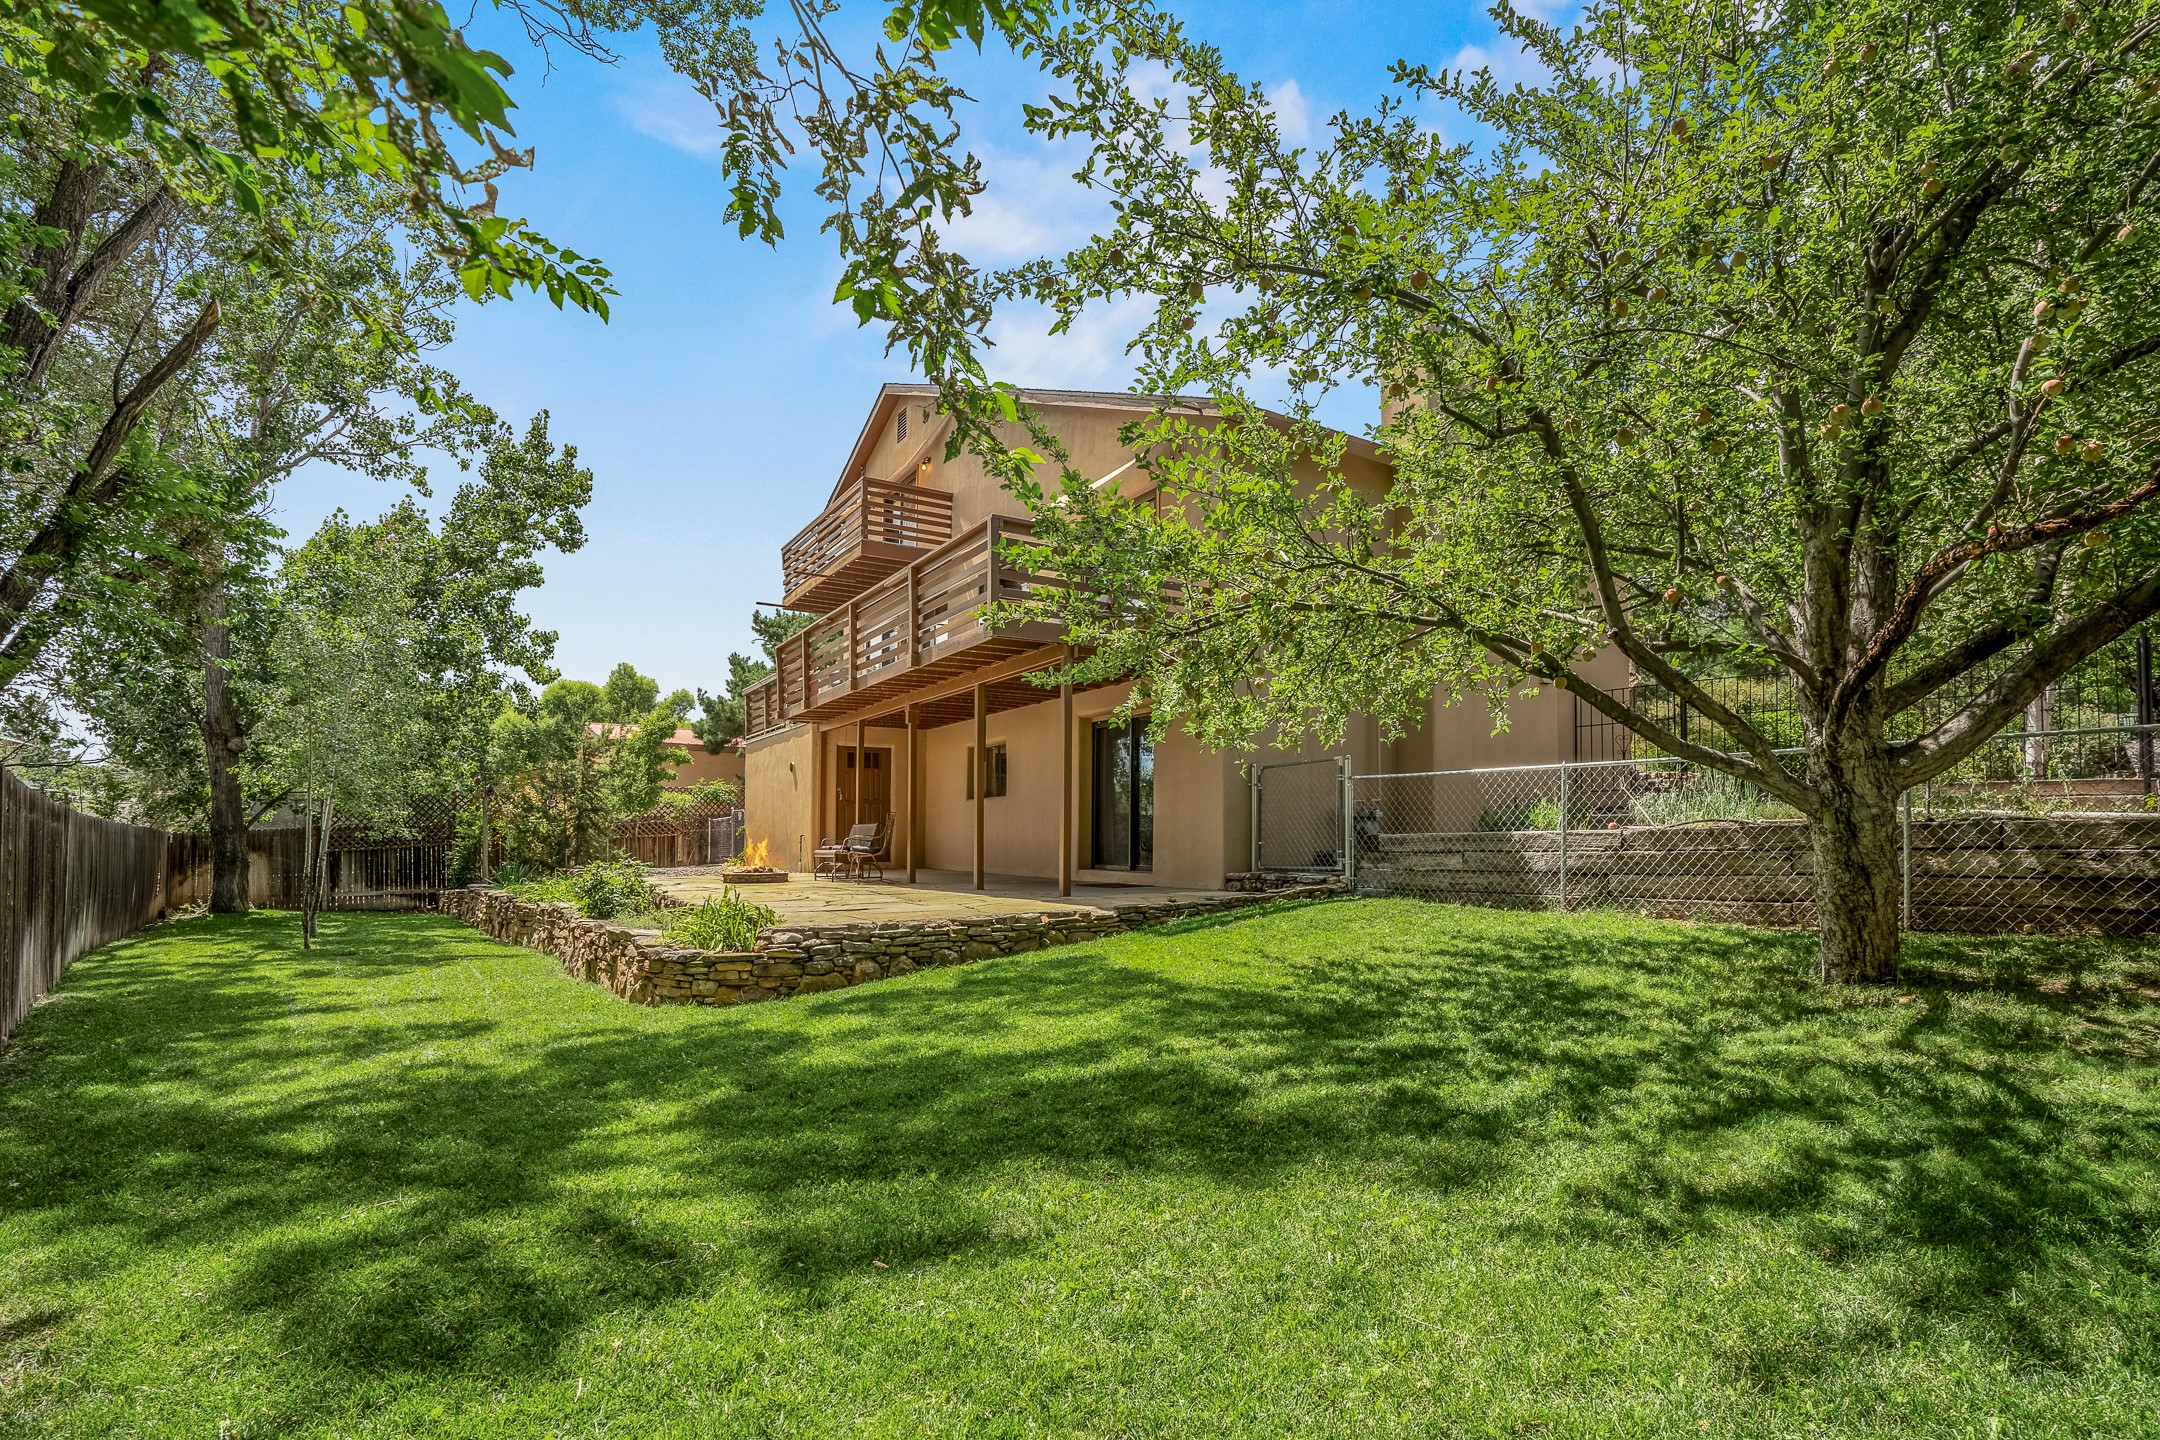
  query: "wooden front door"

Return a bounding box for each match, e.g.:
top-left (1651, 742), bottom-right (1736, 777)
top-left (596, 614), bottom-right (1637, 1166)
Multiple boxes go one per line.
top-left (835, 747), bottom-right (893, 854)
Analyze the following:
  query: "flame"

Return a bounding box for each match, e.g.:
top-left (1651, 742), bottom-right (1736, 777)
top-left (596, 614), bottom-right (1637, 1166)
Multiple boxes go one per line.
top-left (739, 837), bottom-right (771, 869)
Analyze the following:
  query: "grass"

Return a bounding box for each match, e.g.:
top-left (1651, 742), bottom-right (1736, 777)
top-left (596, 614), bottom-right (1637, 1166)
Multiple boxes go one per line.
top-left (1, 902), bottom-right (2157, 1439)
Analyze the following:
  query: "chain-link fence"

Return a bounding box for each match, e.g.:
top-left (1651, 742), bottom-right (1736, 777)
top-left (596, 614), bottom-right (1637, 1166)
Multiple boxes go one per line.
top-left (704, 809), bottom-right (746, 866)
top-left (1253, 756), bottom-right (1351, 874)
top-left (1349, 726), bottom-right (2160, 937)
top-left (1577, 631), bottom-right (2158, 765)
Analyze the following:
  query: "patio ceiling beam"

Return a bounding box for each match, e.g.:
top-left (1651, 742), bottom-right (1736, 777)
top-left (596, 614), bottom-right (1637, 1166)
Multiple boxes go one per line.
top-left (814, 643), bottom-right (1068, 733)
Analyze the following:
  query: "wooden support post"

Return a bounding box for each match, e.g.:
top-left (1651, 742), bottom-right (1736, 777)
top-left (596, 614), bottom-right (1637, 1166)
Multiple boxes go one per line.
top-left (905, 562), bottom-right (920, 670)
top-left (806, 729), bottom-right (823, 873)
top-left (853, 720), bottom-right (865, 830)
top-left (983, 514), bottom-right (1002, 640)
top-left (1059, 654), bottom-right (1074, 898)
top-left (846, 602), bottom-right (858, 693)
top-left (973, 681), bottom-right (987, 890)
top-left (904, 705), bottom-right (918, 885)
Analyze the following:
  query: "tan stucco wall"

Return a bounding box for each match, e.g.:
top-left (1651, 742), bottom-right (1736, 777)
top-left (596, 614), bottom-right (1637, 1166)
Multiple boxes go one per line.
top-left (903, 683), bottom-right (1239, 889)
top-left (920, 697), bottom-right (1066, 877)
top-left (664, 745), bottom-right (743, 793)
top-left (744, 726), bottom-right (815, 871)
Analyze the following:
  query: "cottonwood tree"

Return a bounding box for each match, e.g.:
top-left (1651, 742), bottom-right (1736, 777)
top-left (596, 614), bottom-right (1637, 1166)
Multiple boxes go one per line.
top-left (0, 101), bottom-right (222, 694)
top-left (64, 412), bottom-right (591, 888)
top-left (2, 0), bottom-right (615, 311)
top-left (38, 161), bottom-right (523, 911)
top-left (921, 0), bottom-right (2160, 983)
top-left (189, 167), bottom-right (497, 911)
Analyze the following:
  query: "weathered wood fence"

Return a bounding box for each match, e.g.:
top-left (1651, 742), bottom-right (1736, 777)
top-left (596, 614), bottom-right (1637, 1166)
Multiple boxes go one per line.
top-left (1, 768), bottom-right (171, 1041)
top-left (161, 829), bottom-right (452, 912)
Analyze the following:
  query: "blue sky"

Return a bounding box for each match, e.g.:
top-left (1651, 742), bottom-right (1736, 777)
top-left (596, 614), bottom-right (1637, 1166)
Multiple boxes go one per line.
top-left (273, 2), bottom-right (1531, 697)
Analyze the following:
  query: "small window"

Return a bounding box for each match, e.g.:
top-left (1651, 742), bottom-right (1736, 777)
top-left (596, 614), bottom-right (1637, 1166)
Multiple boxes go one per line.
top-left (896, 408), bottom-right (908, 443)
top-left (965, 743), bottom-right (1008, 799)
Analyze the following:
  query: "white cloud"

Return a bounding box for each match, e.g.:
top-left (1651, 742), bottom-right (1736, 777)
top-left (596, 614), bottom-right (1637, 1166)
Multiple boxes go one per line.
top-left (979, 294), bottom-right (1155, 390)
top-left (1267, 78), bottom-right (1314, 146)
top-left (614, 70), bottom-right (727, 161)
top-left (940, 142), bottom-right (1112, 263)
top-left (1443, 40), bottom-right (1554, 96)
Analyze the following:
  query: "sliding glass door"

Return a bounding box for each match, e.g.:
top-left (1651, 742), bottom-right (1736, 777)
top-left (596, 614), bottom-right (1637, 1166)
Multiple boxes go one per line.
top-left (1091, 718), bottom-right (1154, 871)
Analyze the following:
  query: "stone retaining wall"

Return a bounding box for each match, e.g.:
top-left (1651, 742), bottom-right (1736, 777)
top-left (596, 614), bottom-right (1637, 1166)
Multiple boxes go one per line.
top-left (440, 880), bottom-right (1346, 1008)
top-left (1358, 814), bottom-right (2160, 934)
top-left (1224, 869), bottom-right (1344, 892)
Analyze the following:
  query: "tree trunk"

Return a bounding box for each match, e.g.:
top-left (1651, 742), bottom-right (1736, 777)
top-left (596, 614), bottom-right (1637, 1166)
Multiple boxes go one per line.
top-left (1809, 733), bottom-right (1903, 984)
top-left (476, 781), bottom-right (494, 883)
top-left (2022, 685), bottom-right (2054, 780)
top-left (299, 801), bottom-right (316, 950)
top-left (303, 797), bottom-right (334, 946)
top-left (201, 562), bottom-right (251, 914)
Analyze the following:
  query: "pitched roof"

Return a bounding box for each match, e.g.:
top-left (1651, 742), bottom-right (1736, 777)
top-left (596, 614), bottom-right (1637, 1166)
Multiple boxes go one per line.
top-left (822, 382), bottom-right (1384, 510)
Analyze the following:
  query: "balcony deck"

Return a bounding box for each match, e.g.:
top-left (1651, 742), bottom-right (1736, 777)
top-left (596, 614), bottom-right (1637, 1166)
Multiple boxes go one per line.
top-left (746, 515), bottom-right (1072, 737)
top-left (780, 475), bottom-right (953, 615)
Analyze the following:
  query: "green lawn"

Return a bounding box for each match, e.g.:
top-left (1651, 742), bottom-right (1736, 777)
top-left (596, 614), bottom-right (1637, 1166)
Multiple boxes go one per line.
top-left (1, 902), bottom-right (2156, 1438)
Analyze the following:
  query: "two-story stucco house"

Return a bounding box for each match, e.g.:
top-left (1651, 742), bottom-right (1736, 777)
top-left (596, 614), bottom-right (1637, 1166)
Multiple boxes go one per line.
top-left (740, 384), bottom-right (1619, 894)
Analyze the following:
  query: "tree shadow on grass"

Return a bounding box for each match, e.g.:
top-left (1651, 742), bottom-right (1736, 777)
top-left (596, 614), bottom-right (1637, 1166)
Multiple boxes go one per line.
top-left (2, 904), bottom-right (2156, 1418)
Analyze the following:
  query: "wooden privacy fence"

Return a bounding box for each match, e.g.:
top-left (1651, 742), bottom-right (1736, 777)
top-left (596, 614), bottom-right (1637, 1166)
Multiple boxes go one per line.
top-left (162, 829), bottom-right (451, 912)
top-left (1, 776), bottom-right (763, 1040)
top-left (1, 767), bottom-right (170, 1042)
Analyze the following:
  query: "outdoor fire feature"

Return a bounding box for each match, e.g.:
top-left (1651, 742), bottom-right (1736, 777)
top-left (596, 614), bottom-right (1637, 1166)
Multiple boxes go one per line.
top-left (721, 837), bottom-right (787, 883)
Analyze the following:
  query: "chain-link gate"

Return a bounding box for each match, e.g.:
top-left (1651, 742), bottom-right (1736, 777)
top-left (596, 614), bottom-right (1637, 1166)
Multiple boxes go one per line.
top-left (705, 809), bottom-right (745, 865)
top-left (1252, 755), bottom-right (1351, 876)
top-left (1352, 726), bottom-right (2160, 936)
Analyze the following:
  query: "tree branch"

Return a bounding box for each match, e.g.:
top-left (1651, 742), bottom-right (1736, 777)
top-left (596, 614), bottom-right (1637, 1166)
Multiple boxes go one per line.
top-left (1521, 405), bottom-right (1788, 774)
top-left (1897, 567), bottom-right (2160, 785)
top-left (0, 299), bottom-right (221, 657)
top-left (1833, 460), bottom-right (2160, 729)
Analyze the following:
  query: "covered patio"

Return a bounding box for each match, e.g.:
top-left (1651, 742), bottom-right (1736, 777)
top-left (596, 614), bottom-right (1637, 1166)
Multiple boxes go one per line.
top-left (650, 865), bottom-right (1239, 927)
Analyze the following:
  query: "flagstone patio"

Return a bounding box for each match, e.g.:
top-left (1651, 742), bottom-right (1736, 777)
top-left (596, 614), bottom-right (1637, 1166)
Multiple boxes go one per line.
top-left (649, 865), bottom-right (1240, 926)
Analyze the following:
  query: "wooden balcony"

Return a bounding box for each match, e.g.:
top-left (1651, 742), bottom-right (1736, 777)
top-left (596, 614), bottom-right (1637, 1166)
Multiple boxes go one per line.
top-left (780, 476), bottom-right (954, 614)
top-left (744, 516), bottom-right (1067, 737)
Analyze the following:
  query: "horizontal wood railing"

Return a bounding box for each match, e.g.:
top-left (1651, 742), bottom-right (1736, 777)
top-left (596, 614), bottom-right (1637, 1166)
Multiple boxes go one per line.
top-left (745, 515), bottom-right (1061, 736)
top-left (780, 477), bottom-right (953, 610)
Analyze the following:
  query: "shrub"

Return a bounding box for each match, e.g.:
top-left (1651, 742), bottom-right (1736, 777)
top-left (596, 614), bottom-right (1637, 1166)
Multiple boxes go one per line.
top-left (1474, 799), bottom-right (1562, 831)
top-left (447, 810), bottom-right (482, 888)
top-left (572, 857), bottom-right (663, 919)
top-left (661, 889), bottom-right (777, 952)
top-left (498, 858), bottom-right (660, 917)
top-left (501, 867), bottom-right (575, 904)
top-left (1628, 769), bottom-right (1799, 826)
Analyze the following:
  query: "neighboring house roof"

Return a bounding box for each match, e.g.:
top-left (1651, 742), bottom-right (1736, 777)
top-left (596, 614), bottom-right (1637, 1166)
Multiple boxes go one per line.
top-left (585, 723), bottom-right (734, 751)
top-left (821, 381), bottom-right (1386, 511)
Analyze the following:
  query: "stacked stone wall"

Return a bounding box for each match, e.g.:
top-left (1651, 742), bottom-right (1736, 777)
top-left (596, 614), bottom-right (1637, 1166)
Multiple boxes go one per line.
top-left (440, 880), bottom-right (1345, 1009)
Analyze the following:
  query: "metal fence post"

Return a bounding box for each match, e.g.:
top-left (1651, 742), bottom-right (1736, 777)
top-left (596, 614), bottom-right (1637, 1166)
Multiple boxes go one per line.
top-left (2139, 631), bottom-right (2154, 797)
top-left (1250, 764), bottom-right (1262, 873)
top-left (1557, 760), bottom-right (1570, 913)
top-left (1901, 788), bottom-right (1913, 929)
top-left (1339, 754), bottom-right (1355, 883)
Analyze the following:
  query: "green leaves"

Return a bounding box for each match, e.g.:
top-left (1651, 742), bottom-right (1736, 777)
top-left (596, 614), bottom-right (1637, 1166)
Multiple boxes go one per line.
top-left (7, 0), bottom-right (615, 315)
